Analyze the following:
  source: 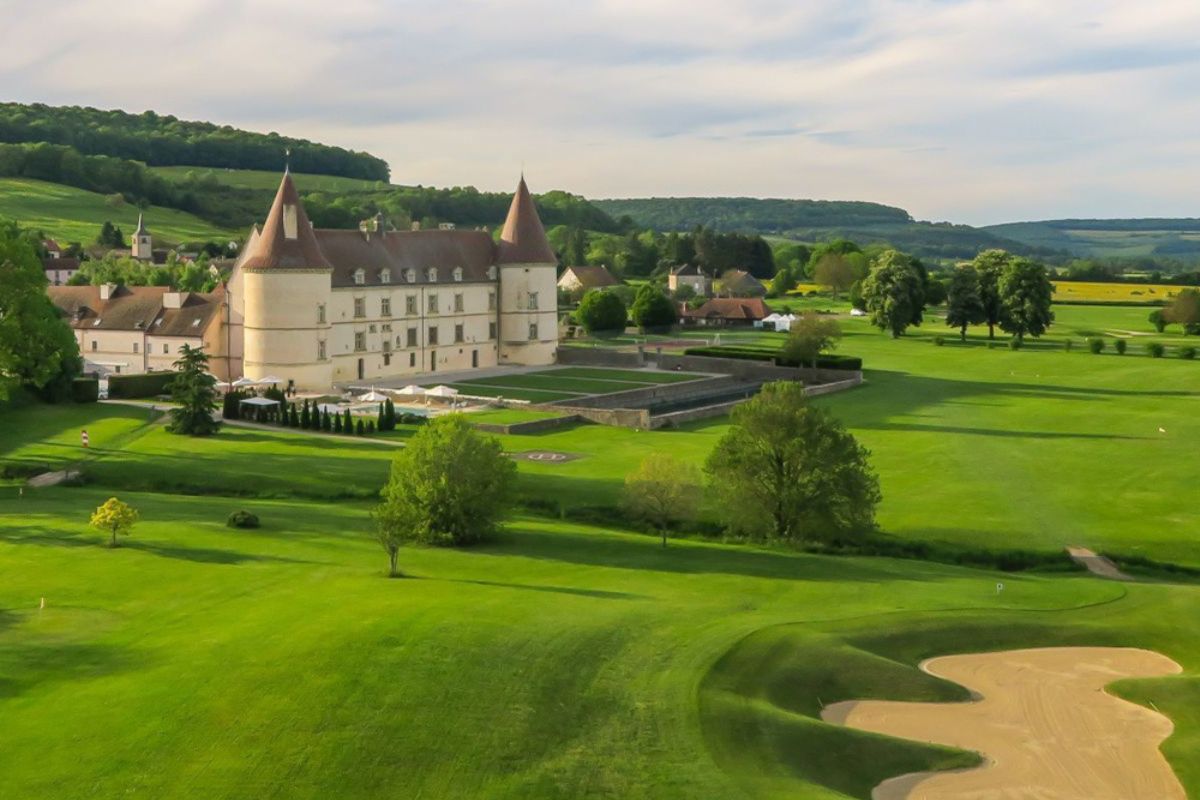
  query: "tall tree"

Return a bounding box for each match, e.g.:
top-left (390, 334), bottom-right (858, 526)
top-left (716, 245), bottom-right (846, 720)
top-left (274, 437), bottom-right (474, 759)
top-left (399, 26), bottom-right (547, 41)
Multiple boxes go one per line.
top-left (998, 258), bottom-right (1055, 342)
top-left (166, 344), bottom-right (220, 436)
top-left (374, 416), bottom-right (516, 573)
top-left (812, 253), bottom-right (856, 299)
top-left (705, 382), bottom-right (879, 542)
top-left (944, 265), bottom-right (986, 340)
top-left (860, 250), bottom-right (926, 338)
top-left (1165, 288), bottom-right (1200, 334)
top-left (622, 454), bottom-right (703, 547)
top-left (972, 250), bottom-right (1011, 339)
top-left (577, 289), bottom-right (627, 335)
top-left (0, 219), bottom-right (80, 400)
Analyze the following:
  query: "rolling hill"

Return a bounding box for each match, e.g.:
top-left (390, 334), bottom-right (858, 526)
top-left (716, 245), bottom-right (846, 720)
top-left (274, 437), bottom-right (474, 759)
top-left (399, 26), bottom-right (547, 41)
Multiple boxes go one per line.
top-left (983, 219), bottom-right (1200, 263)
top-left (0, 177), bottom-right (234, 246)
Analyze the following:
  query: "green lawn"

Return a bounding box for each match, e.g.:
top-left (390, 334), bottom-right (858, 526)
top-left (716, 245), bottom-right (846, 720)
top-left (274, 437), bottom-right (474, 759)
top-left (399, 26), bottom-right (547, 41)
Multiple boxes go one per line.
top-left (2, 301), bottom-right (1200, 797)
top-left (0, 178), bottom-right (234, 245)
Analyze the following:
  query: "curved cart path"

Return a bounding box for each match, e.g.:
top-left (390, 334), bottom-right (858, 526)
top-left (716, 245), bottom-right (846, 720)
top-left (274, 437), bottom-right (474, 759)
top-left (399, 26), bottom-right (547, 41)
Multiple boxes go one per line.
top-left (822, 647), bottom-right (1183, 800)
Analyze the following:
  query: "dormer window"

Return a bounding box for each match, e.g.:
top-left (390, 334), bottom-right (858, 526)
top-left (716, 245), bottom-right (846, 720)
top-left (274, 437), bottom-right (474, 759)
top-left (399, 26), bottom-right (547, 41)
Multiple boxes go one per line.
top-left (380, 269), bottom-right (391, 284)
top-left (353, 269), bottom-right (366, 285)
top-left (405, 269), bottom-right (416, 284)
top-left (452, 267), bottom-right (463, 282)
top-left (487, 266), bottom-right (497, 280)
top-left (426, 267), bottom-right (438, 282)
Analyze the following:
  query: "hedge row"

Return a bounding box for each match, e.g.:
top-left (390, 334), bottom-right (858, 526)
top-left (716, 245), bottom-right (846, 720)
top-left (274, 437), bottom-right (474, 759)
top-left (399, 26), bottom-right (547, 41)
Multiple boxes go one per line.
top-left (71, 377), bottom-right (99, 403)
top-left (107, 371), bottom-right (175, 398)
top-left (683, 346), bottom-right (862, 371)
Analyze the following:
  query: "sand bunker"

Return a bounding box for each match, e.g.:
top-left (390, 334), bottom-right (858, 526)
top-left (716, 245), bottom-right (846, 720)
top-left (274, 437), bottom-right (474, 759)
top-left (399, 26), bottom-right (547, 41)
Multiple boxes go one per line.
top-left (822, 647), bottom-right (1183, 800)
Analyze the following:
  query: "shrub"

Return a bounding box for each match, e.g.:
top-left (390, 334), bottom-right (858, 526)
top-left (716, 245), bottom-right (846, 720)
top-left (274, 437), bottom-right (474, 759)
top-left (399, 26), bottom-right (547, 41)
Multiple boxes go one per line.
top-left (71, 377), bottom-right (99, 403)
top-left (108, 371), bottom-right (175, 399)
top-left (1180, 346), bottom-right (1197, 360)
top-left (1088, 338), bottom-right (1104, 354)
top-left (355, 419), bottom-right (365, 436)
top-left (932, 335), bottom-right (944, 346)
top-left (334, 412), bottom-right (343, 433)
top-left (1115, 338), bottom-right (1127, 355)
top-left (367, 420), bottom-right (376, 435)
top-left (1148, 342), bottom-right (1165, 358)
top-left (1008, 337), bottom-right (1022, 350)
top-left (226, 510), bottom-right (260, 529)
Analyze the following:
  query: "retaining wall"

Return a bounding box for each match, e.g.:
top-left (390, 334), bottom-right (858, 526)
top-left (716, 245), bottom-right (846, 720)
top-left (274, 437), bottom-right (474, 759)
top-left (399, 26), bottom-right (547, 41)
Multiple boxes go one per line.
top-left (556, 347), bottom-right (645, 368)
top-left (472, 414), bottom-right (583, 435)
top-left (657, 353), bottom-right (860, 385)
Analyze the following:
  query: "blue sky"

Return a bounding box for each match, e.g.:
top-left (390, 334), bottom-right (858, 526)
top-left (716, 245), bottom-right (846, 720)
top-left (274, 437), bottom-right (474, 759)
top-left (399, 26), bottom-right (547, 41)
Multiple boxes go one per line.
top-left (3, 0), bottom-right (1199, 224)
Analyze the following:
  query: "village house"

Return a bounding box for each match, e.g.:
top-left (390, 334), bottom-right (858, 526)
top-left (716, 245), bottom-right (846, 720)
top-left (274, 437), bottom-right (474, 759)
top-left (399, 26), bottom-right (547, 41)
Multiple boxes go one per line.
top-left (668, 264), bottom-right (710, 297)
top-left (681, 296), bottom-right (772, 327)
top-left (716, 269), bottom-right (767, 298)
top-left (557, 264), bottom-right (619, 294)
top-left (42, 239), bottom-right (81, 285)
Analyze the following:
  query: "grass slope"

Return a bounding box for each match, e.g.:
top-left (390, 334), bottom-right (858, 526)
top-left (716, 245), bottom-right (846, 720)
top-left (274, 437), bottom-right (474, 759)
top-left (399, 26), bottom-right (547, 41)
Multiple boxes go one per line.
top-left (0, 178), bottom-right (233, 245)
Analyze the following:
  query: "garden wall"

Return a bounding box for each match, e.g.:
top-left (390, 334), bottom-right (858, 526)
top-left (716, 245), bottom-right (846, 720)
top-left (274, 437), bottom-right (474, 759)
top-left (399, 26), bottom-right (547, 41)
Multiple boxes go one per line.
top-left (555, 347), bottom-right (645, 368)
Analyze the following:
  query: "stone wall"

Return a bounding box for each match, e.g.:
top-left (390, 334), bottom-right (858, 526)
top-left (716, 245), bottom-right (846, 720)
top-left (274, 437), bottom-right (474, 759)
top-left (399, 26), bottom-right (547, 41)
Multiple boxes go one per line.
top-left (657, 353), bottom-right (861, 386)
top-left (555, 347), bottom-right (645, 368)
top-left (472, 413), bottom-right (582, 435)
top-left (556, 375), bottom-right (745, 410)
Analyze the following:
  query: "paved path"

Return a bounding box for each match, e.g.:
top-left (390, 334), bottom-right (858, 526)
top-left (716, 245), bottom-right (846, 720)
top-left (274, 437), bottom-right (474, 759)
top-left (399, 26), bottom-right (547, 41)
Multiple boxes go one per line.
top-left (1066, 546), bottom-right (1134, 580)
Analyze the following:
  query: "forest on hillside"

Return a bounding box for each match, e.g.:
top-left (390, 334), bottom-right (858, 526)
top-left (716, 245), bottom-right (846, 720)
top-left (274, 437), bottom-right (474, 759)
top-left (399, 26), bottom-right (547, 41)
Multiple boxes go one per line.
top-left (0, 102), bottom-right (388, 180)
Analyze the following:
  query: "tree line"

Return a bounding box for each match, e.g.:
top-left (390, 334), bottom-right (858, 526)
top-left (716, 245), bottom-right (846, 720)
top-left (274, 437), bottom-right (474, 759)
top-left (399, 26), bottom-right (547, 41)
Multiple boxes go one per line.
top-left (0, 102), bottom-right (388, 180)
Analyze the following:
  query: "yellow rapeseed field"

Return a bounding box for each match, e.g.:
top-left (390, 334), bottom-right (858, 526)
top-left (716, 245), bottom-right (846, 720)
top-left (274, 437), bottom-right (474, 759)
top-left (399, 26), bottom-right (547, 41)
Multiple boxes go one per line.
top-left (1051, 281), bottom-right (1191, 303)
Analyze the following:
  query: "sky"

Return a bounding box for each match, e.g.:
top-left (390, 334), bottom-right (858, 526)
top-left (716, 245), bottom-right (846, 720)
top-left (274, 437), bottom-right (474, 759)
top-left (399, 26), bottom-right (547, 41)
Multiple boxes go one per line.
top-left (3, 0), bottom-right (1199, 225)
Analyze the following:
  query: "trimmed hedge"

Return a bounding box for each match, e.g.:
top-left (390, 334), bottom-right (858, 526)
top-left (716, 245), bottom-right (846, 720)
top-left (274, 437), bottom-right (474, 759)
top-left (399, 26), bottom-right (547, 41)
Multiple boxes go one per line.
top-left (108, 371), bottom-right (176, 399)
top-left (71, 377), bottom-right (99, 403)
top-left (226, 510), bottom-right (260, 529)
top-left (682, 346), bottom-right (862, 371)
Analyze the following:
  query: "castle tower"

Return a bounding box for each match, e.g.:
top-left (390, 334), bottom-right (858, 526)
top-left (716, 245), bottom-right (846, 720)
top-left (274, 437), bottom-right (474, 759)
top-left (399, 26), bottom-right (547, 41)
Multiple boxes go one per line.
top-left (238, 171), bottom-right (334, 389)
top-left (496, 176), bottom-right (558, 365)
top-left (132, 213), bottom-right (152, 260)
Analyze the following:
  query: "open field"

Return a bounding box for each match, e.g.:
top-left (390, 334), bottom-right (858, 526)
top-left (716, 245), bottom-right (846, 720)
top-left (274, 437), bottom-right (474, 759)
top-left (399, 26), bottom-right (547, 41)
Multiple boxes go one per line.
top-left (1051, 280), bottom-right (1194, 304)
top-left (149, 165), bottom-right (388, 193)
top-left (2, 302), bottom-right (1199, 798)
top-left (0, 178), bottom-right (234, 245)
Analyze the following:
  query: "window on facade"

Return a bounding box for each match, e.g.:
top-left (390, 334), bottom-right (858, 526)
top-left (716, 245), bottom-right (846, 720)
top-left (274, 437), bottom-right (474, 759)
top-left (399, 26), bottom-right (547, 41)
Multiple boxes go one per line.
top-left (454, 293), bottom-right (464, 313)
top-left (528, 292), bottom-right (539, 311)
top-left (161, 343), bottom-right (167, 354)
top-left (409, 352), bottom-right (416, 367)
top-left (428, 326), bottom-right (439, 345)
top-left (354, 332), bottom-right (366, 352)
top-left (488, 291), bottom-right (496, 311)
top-left (318, 303), bottom-right (326, 324)
top-left (133, 342), bottom-right (139, 354)
top-left (380, 269), bottom-right (391, 284)
top-left (453, 267), bottom-right (463, 282)
top-left (426, 267), bottom-right (438, 282)
top-left (454, 324), bottom-right (464, 343)
top-left (353, 269), bottom-right (365, 285)
top-left (428, 293), bottom-right (438, 314)
top-left (382, 339), bottom-right (391, 353)
top-left (318, 340), bottom-right (326, 360)
top-left (529, 323), bottom-right (539, 341)
top-left (488, 321), bottom-right (497, 340)
top-left (407, 328), bottom-right (418, 348)
top-left (383, 353), bottom-right (391, 366)
top-left (380, 297), bottom-right (391, 316)
top-left (406, 295), bottom-right (417, 315)
top-left (405, 269), bottom-right (416, 284)
top-left (354, 297), bottom-right (365, 318)
top-left (91, 340), bottom-right (97, 352)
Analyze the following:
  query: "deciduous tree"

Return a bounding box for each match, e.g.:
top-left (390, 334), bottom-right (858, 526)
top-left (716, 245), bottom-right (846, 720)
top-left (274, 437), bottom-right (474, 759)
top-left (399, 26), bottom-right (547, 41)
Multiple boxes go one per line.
top-left (1165, 288), bottom-right (1200, 334)
top-left (622, 454), bottom-right (703, 547)
top-left (705, 382), bottom-right (879, 543)
top-left (945, 265), bottom-right (986, 340)
top-left (90, 497), bottom-right (138, 548)
top-left (860, 250), bottom-right (926, 338)
top-left (971, 250), bottom-right (1011, 339)
top-left (577, 289), bottom-right (627, 335)
top-left (630, 284), bottom-right (677, 331)
top-left (998, 258), bottom-right (1055, 342)
top-left (781, 314), bottom-right (842, 367)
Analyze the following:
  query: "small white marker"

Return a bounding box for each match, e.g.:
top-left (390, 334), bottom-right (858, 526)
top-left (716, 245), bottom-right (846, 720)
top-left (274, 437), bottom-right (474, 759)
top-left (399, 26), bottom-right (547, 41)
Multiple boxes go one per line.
top-left (996, 582), bottom-right (1004, 594)
top-left (39, 597), bottom-right (45, 610)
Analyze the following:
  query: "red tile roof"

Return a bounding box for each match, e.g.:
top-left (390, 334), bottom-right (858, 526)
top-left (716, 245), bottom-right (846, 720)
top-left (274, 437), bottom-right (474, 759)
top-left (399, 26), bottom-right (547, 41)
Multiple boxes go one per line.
top-left (560, 264), bottom-right (619, 288)
top-left (239, 172), bottom-right (332, 271)
top-left (682, 297), bottom-right (772, 321)
top-left (496, 176), bottom-right (557, 265)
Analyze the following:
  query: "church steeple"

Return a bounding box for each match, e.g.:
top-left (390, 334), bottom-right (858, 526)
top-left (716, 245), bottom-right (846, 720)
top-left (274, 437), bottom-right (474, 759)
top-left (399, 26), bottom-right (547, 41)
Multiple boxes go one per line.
top-left (240, 171), bottom-right (331, 270)
top-left (497, 175), bottom-right (556, 265)
top-left (132, 212), bottom-right (152, 260)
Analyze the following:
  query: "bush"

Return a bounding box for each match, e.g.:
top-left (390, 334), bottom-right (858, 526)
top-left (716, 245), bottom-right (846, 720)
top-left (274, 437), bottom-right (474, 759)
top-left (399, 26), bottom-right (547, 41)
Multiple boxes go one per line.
top-left (1148, 342), bottom-right (1165, 358)
top-left (1088, 338), bottom-right (1105, 354)
top-left (367, 420), bottom-right (376, 435)
top-left (355, 418), bottom-right (365, 436)
top-left (71, 377), bottom-right (99, 403)
top-left (108, 371), bottom-right (175, 399)
top-left (1115, 338), bottom-right (1127, 355)
top-left (932, 335), bottom-right (944, 346)
top-left (1008, 338), bottom-right (1022, 350)
top-left (226, 510), bottom-right (260, 529)
top-left (1180, 346), bottom-right (1197, 360)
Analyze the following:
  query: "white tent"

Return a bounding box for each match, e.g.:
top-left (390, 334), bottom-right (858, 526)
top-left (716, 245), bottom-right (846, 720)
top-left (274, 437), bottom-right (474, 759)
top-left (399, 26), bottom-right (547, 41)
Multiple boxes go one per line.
top-left (358, 389), bottom-right (390, 402)
top-left (849, 308), bottom-right (867, 317)
top-left (231, 377), bottom-right (257, 388)
top-left (316, 403), bottom-right (344, 414)
top-left (257, 375), bottom-right (285, 385)
top-left (426, 385), bottom-right (459, 398)
top-left (397, 385), bottom-right (426, 396)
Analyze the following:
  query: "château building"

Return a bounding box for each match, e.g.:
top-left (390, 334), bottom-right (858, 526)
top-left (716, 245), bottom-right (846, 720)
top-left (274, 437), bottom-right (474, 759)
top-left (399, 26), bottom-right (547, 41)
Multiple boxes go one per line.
top-left (222, 171), bottom-right (559, 389)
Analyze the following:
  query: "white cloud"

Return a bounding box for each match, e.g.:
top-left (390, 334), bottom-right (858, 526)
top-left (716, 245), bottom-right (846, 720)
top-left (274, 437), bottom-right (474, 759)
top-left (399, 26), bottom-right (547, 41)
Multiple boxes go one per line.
top-left (3, 0), bottom-right (1200, 223)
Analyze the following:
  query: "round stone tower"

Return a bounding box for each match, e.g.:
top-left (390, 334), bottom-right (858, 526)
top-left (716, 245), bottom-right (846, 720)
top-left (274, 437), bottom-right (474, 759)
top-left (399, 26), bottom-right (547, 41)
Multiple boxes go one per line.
top-left (496, 176), bottom-right (559, 365)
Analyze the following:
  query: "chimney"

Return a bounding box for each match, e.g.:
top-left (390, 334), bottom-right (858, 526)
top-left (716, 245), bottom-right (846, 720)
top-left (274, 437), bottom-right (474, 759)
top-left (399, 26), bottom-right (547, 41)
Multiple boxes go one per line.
top-left (163, 292), bottom-right (183, 309)
top-left (99, 283), bottom-right (117, 300)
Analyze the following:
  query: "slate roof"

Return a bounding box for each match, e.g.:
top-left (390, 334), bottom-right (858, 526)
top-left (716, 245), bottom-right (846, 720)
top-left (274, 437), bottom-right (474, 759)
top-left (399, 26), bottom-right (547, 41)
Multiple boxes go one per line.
top-left (47, 285), bottom-right (222, 336)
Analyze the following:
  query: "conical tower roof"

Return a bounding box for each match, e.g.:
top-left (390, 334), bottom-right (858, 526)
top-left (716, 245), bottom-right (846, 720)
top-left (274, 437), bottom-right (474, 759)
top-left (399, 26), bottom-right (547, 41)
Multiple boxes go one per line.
top-left (240, 172), bottom-right (331, 270)
top-left (497, 176), bottom-right (556, 265)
